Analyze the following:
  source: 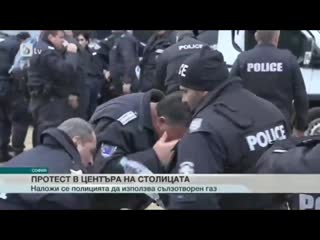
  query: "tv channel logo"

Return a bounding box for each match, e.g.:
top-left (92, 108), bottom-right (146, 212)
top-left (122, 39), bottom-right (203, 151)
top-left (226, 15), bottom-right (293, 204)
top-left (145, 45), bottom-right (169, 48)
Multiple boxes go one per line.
top-left (20, 43), bottom-right (33, 57)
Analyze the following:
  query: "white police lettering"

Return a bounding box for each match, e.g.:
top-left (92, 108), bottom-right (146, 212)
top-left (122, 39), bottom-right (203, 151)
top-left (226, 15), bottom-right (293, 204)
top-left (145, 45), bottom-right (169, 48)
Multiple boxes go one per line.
top-left (189, 118), bottom-right (202, 133)
top-left (299, 194), bottom-right (320, 210)
top-left (178, 64), bottom-right (189, 77)
top-left (247, 62), bottom-right (283, 72)
top-left (178, 44), bottom-right (203, 51)
top-left (246, 124), bottom-right (287, 151)
top-left (178, 162), bottom-right (195, 174)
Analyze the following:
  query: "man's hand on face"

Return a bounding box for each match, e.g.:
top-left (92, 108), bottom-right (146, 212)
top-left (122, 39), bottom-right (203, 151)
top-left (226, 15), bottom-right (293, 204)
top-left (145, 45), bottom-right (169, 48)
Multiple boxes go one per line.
top-left (66, 43), bottom-right (78, 53)
top-left (153, 131), bottom-right (180, 168)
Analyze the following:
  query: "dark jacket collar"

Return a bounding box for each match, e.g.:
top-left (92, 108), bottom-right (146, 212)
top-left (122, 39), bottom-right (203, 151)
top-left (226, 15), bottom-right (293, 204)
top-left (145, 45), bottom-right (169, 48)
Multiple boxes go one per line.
top-left (193, 77), bottom-right (243, 117)
top-left (138, 89), bottom-right (165, 131)
top-left (255, 43), bottom-right (277, 48)
top-left (40, 128), bottom-right (82, 165)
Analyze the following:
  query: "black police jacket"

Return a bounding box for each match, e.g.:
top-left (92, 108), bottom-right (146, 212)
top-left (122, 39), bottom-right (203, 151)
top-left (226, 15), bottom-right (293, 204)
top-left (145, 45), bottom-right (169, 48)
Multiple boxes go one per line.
top-left (0, 35), bottom-right (20, 79)
top-left (256, 135), bottom-right (320, 210)
top-left (108, 32), bottom-right (140, 85)
top-left (0, 35), bottom-right (21, 97)
top-left (89, 90), bottom-right (165, 209)
top-left (230, 43), bottom-right (309, 131)
top-left (0, 128), bottom-right (91, 210)
top-left (167, 78), bottom-right (290, 210)
top-left (139, 31), bottom-right (177, 92)
top-left (154, 35), bottom-right (206, 94)
top-left (27, 39), bottom-right (79, 99)
top-left (196, 30), bottom-right (219, 49)
top-left (78, 46), bottom-right (104, 88)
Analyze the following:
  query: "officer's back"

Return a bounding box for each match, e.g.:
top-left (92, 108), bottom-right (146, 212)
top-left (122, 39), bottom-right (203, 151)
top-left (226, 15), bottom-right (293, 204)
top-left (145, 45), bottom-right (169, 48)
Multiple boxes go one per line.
top-left (154, 30), bottom-right (206, 94)
top-left (196, 30), bottom-right (219, 49)
top-left (108, 30), bottom-right (140, 95)
top-left (167, 46), bottom-right (290, 210)
top-left (0, 35), bottom-right (20, 79)
top-left (139, 30), bottom-right (177, 92)
top-left (0, 118), bottom-right (96, 210)
top-left (255, 135), bottom-right (320, 210)
top-left (230, 30), bottom-right (309, 136)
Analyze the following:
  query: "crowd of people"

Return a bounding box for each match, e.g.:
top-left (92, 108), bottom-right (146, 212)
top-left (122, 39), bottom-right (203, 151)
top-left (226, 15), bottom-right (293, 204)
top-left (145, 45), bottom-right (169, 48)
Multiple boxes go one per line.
top-left (0, 30), bottom-right (315, 210)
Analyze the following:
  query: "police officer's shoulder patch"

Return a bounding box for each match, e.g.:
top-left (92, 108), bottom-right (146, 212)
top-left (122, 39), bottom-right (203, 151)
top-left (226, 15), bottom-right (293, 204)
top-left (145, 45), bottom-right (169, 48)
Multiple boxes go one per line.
top-left (117, 111), bottom-right (137, 125)
top-left (178, 161), bottom-right (195, 174)
top-left (101, 144), bottom-right (118, 158)
top-left (189, 118), bottom-right (203, 133)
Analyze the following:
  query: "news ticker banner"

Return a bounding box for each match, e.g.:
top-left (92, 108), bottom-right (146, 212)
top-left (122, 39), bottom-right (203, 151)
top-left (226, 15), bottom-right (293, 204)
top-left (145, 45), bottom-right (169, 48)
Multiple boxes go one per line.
top-left (0, 168), bottom-right (320, 194)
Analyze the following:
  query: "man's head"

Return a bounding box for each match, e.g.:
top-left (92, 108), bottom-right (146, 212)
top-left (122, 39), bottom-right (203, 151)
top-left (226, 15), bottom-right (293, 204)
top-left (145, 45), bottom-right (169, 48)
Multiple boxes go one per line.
top-left (42, 30), bottom-right (65, 50)
top-left (178, 45), bottom-right (229, 112)
top-left (151, 91), bottom-right (192, 141)
top-left (255, 30), bottom-right (280, 47)
top-left (76, 32), bottom-right (90, 48)
top-left (16, 32), bottom-right (31, 42)
top-left (176, 30), bottom-right (194, 41)
top-left (58, 118), bottom-right (97, 168)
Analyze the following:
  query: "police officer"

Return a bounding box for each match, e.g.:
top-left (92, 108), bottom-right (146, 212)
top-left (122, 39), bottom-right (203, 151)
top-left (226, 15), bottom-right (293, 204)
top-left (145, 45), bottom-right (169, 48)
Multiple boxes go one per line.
top-left (27, 30), bottom-right (80, 146)
top-left (108, 30), bottom-right (140, 97)
top-left (139, 30), bottom-right (177, 92)
top-left (76, 31), bottom-right (105, 119)
top-left (0, 32), bottom-right (29, 162)
top-left (154, 30), bottom-right (206, 94)
top-left (63, 30), bottom-right (89, 120)
top-left (0, 118), bottom-right (96, 210)
top-left (230, 30), bottom-right (309, 137)
top-left (196, 30), bottom-right (219, 50)
top-left (256, 135), bottom-right (320, 210)
top-left (167, 46), bottom-right (290, 210)
top-left (9, 32), bottom-right (32, 157)
top-left (89, 90), bottom-right (191, 209)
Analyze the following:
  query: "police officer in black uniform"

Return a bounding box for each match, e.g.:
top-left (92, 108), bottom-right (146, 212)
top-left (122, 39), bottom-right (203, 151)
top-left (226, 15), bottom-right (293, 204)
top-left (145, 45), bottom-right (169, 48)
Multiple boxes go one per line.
top-left (230, 30), bottom-right (309, 137)
top-left (108, 30), bottom-right (140, 97)
top-left (76, 31), bottom-right (105, 119)
top-left (27, 30), bottom-right (80, 146)
top-left (256, 135), bottom-right (320, 210)
top-left (167, 46), bottom-right (290, 210)
top-left (89, 90), bottom-right (191, 209)
top-left (0, 32), bottom-right (30, 161)
top-left (196, 30), bottom-right (219, 49)
top-left (138, 30), bottom-right (177, 92)
top-left (154, 30), bottom-right (206, 94)
top-left (0, 118), bottom-right (96, 210)
top-left (9, 32), bottom-right (32, 157)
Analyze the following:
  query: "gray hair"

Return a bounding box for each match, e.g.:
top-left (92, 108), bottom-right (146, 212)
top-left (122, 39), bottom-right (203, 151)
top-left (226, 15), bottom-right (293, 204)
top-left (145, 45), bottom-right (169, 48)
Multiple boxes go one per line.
top-left (58, 118), bottom-right (95, 142)
top-left (255, 30), bottom-right (280, 44)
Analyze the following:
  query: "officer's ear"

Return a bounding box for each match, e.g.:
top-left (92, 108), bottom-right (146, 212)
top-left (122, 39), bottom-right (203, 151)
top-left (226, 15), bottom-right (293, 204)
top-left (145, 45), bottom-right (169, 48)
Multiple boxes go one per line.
top-left (201, 91), bottom-right (209, 98)
top-left (158, 116), bottom-right (167, 126)
top-left (72, 136), bottom-right (82, 146)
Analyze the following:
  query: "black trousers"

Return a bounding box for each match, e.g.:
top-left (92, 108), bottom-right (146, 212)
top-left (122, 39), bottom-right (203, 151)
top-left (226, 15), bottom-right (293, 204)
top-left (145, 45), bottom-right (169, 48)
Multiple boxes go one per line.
top-left (31, 97), bottom-right (74, 146)
top-left (0, 98), bottom-right (12, 160)
top-left (11, 96), bottom-right (32, 153)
